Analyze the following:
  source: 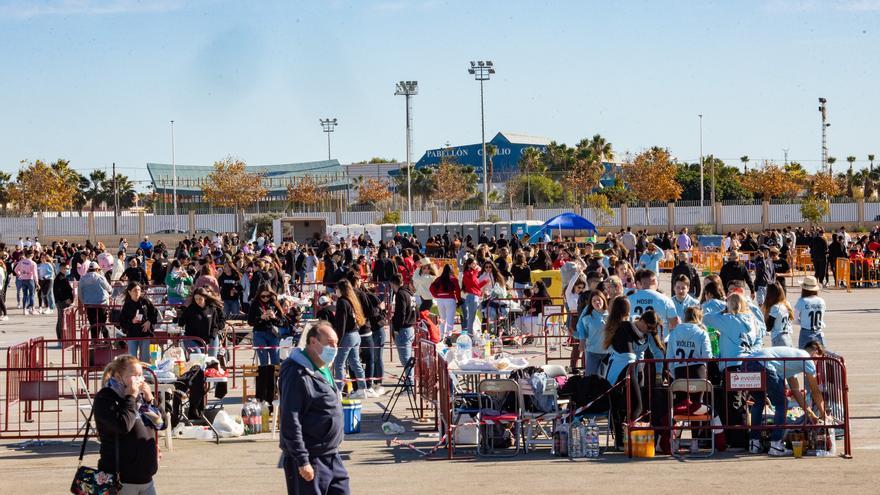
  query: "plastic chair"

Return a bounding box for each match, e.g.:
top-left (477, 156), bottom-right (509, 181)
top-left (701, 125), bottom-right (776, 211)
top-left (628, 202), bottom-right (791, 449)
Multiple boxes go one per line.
top-left (477, 379), bottom-right (522, 457)
top-left (668, 378), bottom-right (715, 458)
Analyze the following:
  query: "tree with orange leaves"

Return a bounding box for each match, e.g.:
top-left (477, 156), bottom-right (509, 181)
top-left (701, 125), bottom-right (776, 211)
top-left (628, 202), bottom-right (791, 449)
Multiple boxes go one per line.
top-left (740, 162), bottom-right (802, 200)
top-left (622, 147), bottom-right (682, 225)
top-left (286, 175), bottom-right (326, 211)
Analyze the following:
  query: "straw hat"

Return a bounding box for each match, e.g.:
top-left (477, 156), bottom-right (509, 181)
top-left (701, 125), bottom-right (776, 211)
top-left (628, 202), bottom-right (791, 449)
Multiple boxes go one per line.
top-left (800, 276), bottom-right (819, 291)
top-left (419, 257), bottom-right (433, 267)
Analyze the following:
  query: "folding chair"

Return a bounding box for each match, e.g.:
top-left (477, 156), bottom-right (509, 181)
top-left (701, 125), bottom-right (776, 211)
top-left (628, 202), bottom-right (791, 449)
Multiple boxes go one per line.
top-left (668, 378), bottom-right (715, 458)
top-left (519, 374), bottom-right (562, 452)
top-left (477, 379), bottom-right (522, 457)
top-left (65, 376), bottom-right (93, 442)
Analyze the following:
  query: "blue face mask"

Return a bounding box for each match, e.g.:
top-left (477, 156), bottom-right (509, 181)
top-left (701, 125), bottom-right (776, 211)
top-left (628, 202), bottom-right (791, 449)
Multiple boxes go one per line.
top-left (319, 344), bottom-right (337, 364)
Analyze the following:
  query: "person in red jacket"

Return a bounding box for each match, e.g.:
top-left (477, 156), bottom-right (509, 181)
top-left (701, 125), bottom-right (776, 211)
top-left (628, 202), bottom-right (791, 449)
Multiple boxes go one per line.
top-left (429, 264), bottom-right (461, 337)
top-left (460, 257), bottom-right (489, 334)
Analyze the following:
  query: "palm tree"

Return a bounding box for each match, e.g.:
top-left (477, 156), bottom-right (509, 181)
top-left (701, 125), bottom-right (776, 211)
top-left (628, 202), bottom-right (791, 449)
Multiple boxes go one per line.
top-left (587, 134), bottom-right (614, 165)
top-left (50, 159), bottom-right (88, 213)
top-left (740, 155), bottom-right (749, 173)
top-left (111, 174), bottom-right (137, 209)
top-left (484, 143), bottom-right (498, 194)
top-left (519, 147), bottom-right (545, 206)
top-left (0, 171), bottom-right (10, 212)
top-left (827, 156), bottom-right (837, 175)
top-left (846, 156), bottom-right (857, 198)
top-left (86, 170), bottom-right (108, 211)
top-left (866, 154), bottom-right (876, 199)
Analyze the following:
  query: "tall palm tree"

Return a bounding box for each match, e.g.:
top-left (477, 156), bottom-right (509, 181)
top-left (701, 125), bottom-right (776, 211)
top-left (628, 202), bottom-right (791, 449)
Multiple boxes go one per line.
top-left (866, 154), bottom-right (876, 199)
top-left (827, 156), bottom-right (837, 175)
top-left (740, 155), bottom-right (749, 173)
top-left (846, 156), bottom-right (857, 198)
top-left (50, 159), bottom-right (88, 213)
top-left (519, 147), bottom-right (545, 206)
top-left (484, 143), bottom-right (498, 191)
top-left (86, 170), bottom-right (108, 211)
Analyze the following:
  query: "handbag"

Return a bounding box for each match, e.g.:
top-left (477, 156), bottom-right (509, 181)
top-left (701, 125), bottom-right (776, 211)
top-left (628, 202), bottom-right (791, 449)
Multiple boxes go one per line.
top-left (71, 408), bottom-right (119, 495)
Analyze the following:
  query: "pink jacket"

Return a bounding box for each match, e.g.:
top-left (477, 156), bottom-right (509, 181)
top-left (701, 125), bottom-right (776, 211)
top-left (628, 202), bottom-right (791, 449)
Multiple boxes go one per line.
top-left (14, 258), bottom-right (37, 280)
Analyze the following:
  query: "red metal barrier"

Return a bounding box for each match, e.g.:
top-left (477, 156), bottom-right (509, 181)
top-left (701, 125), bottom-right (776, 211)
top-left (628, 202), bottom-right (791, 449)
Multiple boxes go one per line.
top-left (415, 332), bottom-right (439, 425)
top-left (623, 356), bottom-right (852, 458)
top-left (0, 365), bottom-right (159, 440)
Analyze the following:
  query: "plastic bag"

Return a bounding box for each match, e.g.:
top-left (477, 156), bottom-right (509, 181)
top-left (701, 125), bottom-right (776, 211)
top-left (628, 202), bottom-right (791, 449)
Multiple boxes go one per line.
top-left (212, 410), bottom-right (244, 438)
top-left (279, 337), bottom-right (295, 360)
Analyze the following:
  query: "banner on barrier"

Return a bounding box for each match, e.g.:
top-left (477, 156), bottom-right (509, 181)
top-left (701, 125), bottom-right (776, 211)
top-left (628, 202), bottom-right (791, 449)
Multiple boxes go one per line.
top-left (726, 370), bottom-right (766, 391)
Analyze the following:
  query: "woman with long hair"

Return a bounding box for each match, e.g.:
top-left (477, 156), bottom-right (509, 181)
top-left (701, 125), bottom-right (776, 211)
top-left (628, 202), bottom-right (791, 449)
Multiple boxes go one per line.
top-left (700, 280), bottom-right (727, 316)
top-left (164, 259), bottom-right (193, 305)
top-left (193, 264), bottom-right (220, 296)
top-left (510, 251), bottom-right (532, 297)
top-left (429, 264), bottom-right (461, 337)
top-left (794, 276), bottom-right (826, 349)
top-left (412, 258), bottom-right (438, 312)
top-left (118, 282), bottom-right (159, 362)
top-left (762, 282), bottom-right (795, 347)
top-left (178, 286), bottom-right (225, 356)
top-left (247, 284), bottom-right (285, 365)
top-left (704, 293), bottom-right (762, 372)
top-left (603, 299), bottom-right (663, 449)
top-left (94, 355), bottom-right (159, 493)
top-left (333, 279), bottom-right (369, 397)
top-left (461, 257), bottom-right (489, 334)
top-left (575, 289), bottom-right (608, 375)
top-left (217, 262), bottom-right (243, 317)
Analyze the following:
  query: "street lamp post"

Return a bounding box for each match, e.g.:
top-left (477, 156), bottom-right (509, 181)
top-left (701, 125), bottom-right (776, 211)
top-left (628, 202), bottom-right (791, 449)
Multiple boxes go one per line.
top-left (468, 60), bottom-right (495, 211)
top-left (170, 120), bottom-right (177, 231)
top-left (320, 118), bottom-right (338, 160)
top-left (395, 81), bottom-right (418, 223)
top-left (698, 114), bottom-right (704, 217)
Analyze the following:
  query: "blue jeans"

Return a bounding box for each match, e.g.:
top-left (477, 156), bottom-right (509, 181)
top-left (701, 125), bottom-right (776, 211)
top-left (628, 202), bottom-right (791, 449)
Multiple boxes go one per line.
top-left (253, 330), bottom-right (280, 366)
top-left (184, 336), bottom-right (219, 357)
top-left (15, 278), bottom-right (22, 306)
top-left (745, 361), bottom-right (786, 442)
top-left (371, 326), bottom-right (385, 387)
top-left (395, 327), bottom-right (415, 387)
top-left (333, 332), bottom-right (366, 390)
top-left (21, 279), bottom-right (35, 310)
top-left (798, 330), bottom-right (825, 350)
top-left (463, 293), bottom-right (481, 334)
top-left (128, 339), bottom-right (151, 362)
top-left (223, 299), bottom-right (241, 318)
top-left (584, 349), bottom-right (608, 377)
top-left (756, 286), bottom-right (767, 306)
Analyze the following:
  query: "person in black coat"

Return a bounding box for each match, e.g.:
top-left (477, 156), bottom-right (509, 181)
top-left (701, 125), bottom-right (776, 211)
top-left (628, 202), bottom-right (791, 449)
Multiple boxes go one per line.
top-left (150, 254), bottom-right (167, 287)
top-left (94, 355), bottom-right (159, 493)
top-left (121, 257), bottom-right (149, 285)
top-left (247, 284), bottom-right (285, 366)
top-left (719, 250), bottom-right (754, 297)
top-left (390, 274), bottom-right (417, 387)
top-left (670, 251), bottom-right (701, 299)
top-left (178, 287), bottom-right (225, 357)
top-left (811, 231), bottom-right (829, 286)
top-left (118, 282), bottom-right (160, 362)
top-left (53, 262), bottom-right (75, 340)
top-left (827, 233), bottom-right (848, 287)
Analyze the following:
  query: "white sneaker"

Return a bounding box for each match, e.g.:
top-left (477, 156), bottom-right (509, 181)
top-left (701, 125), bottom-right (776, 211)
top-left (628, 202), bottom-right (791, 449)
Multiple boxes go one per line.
top-left (769, 440), bottom-right (792, 457)
top-left (372, 385), bottom-right (387, 396)
top-left (45, 309), bottom-right (54, 315)
top-left (749, 439), bottom-right (763, 454)
top-left (38, 308), bottom-right (45, 315)
top-left (364, 388), bottom-right (379, 398)
top-left (15, 303), bottom-right (19, 309)
top-left (22, 308), bottom-right (27, 315)
top-left (349, 390), bottom-right (366, 400)
top-left (0, 316), bottom-right (8, 321)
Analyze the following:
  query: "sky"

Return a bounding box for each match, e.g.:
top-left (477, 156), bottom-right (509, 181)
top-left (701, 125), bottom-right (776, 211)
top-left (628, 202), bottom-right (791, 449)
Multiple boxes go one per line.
top-left (0, 0), bottom-right (878, 190)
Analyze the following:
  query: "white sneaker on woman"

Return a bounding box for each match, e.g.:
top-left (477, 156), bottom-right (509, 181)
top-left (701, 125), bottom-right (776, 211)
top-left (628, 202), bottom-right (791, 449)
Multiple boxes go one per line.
top-left (349, 390), bottom-right (366, 400)
top-left (372, 385), bottom-right (387, 396)
top-left (0, 316), bottom-right (8, 321)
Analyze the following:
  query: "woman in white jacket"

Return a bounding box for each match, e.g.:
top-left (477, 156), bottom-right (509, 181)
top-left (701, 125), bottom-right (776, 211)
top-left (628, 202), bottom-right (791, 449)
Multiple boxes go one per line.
top-left (412, 258), bottom-right (438, 312)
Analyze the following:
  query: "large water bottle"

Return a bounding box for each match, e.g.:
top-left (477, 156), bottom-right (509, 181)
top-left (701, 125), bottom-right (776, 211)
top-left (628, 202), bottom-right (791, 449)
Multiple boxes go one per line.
top-left (261, 401), bottom-right (271, 432)
top-left (253, 400), bottom-right (263, 434)
top-left (241, 403), bottom-right (251, 435)
top-left (455, 334), bottom-right (473, 362)
top-left (587, 417), bottom-right (600, 458)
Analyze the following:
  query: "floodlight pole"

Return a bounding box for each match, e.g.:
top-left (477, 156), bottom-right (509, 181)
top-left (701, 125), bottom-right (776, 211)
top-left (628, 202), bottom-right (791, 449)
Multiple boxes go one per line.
top-left (469, 60), bottom-right (495, 211)
top-left (395, 81), bottom-right (418, 223)
top-left (699, 114), bottom-right (704, 221)
top-left (171, 120), bottom-right (177, 231)
top-left (320, 118), bottom-right (338, 160)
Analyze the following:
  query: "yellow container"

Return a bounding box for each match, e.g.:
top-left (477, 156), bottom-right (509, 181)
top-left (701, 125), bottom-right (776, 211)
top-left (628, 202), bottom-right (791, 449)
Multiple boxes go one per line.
top-left (625, 423), bottom-right (655, 458)
top-left (530, 270), bottom-right (562, 300)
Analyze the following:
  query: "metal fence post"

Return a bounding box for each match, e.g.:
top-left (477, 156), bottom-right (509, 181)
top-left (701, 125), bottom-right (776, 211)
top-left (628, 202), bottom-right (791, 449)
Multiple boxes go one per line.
top-left (87, 211), bottom-right (96, 243)
top-left (714, 202), bottom-right (723, 234)
top-left (188, 210), bottom-right (195, 237)
top-left (667, 202), bottom-right (675, 230)
top-left (857, 198), bottom-right (865, 228)
top-left (138, 211), bottom-right (145, 240)
top-left (621, 203), bottom-right (628, 228)
top-left (762, 201), bottom-right (770, 230)
top-left (36, 212), bottom-right (44, 239)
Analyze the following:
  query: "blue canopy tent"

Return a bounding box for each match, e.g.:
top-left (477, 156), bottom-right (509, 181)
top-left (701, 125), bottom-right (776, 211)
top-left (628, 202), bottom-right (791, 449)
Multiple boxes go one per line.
top-left (529, 212), bottom-right (597, 243)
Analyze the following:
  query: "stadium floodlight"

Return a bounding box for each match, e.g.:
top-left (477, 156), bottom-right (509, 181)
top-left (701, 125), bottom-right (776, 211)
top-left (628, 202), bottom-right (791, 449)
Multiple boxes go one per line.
top-left (468, 60), bottom-right (495, 210)
top-left (395, 81), bottom-right (419, 223)
top-left (319, 118), bottom-right (338, 160)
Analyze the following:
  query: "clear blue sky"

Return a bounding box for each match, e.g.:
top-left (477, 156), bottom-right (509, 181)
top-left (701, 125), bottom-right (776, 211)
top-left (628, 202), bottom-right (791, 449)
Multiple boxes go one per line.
top-left (1, 0), bottom-right (878, 189)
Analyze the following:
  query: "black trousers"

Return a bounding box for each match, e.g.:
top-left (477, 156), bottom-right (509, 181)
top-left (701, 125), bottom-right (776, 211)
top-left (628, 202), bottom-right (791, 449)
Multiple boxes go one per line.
top-left (56, 301), bottom-right (70, 340)
top-left (283, 453), bottom-right (350, 495)
top-left (86, 307), bottom-right (108, 339)
top-left (814, 260), bottom-right (828, 285)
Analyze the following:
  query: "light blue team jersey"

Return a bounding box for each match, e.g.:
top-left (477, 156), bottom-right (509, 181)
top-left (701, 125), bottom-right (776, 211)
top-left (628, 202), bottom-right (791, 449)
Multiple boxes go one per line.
top-left (575, 309), bottom-right (609, 354)
top-left (703, 312), bottom-right (761, 370)
top-left (794, 296), bottom-right (827, 334)
top-left (638, 248), bottom-right (664, 274)
top-left (701, 298), bottom-right (726, 316)
top-left (672, 294), bottom-right (699, 323)
top-left (665, 323), bottom-right (712, 369)
top-left (748, 347), bottom-right (816, 378)
top-left (768, 303), bottom-right (793, 340)
top-left (747, 301), bottom-right (766, 346)
top-left (628, 289), bottom-right (678, 331)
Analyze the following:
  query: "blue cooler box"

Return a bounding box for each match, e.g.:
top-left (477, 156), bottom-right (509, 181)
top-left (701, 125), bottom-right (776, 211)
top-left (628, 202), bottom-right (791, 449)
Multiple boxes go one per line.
top-left (342, 399), bottom-right (362, 434)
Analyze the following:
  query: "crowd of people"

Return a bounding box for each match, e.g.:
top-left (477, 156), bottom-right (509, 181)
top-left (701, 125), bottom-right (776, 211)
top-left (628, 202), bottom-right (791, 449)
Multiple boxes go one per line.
top-left (6, 222), bottom-right (862, 493)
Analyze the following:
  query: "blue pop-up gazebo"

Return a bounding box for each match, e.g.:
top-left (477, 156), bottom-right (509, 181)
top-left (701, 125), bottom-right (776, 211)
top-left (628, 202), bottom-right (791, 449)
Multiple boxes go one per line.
top-left (529, 212), bottom-right (597, 243)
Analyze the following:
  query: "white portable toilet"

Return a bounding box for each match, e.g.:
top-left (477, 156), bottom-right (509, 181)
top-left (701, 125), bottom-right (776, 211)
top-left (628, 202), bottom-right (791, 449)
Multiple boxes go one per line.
top-left (363, 224), bottom-right (381, 244)
top-left (347, 224), bottom-right (364, 242)
top-left (328, 224), bottom-right (347, 243)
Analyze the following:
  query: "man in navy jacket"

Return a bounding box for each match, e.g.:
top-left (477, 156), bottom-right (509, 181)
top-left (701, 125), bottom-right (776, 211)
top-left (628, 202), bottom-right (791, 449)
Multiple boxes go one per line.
top-left (279, 321), bottom-right (350, 495)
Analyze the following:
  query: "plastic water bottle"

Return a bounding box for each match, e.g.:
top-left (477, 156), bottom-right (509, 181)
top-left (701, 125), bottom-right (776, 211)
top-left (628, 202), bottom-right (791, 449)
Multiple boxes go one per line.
top-left (455, 334), bottom-right (473, 362)
top-left (253, 400), bottom-right (262, 434)
top-left (587, 418), bottom-right (600, 458)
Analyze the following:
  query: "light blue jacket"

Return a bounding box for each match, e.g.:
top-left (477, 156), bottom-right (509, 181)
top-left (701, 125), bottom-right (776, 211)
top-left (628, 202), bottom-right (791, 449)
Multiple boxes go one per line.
top-left (575, 308), bottom-right (608, 354)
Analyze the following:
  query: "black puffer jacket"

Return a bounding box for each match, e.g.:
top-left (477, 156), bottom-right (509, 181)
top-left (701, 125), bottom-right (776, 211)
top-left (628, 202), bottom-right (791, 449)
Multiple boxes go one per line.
top-left (94, 387), bottom-right (158, 485)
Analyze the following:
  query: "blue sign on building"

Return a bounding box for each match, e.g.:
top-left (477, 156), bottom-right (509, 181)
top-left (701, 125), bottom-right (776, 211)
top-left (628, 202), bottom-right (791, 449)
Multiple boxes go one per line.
top-left (415, 132), bottom-right (550, 181)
